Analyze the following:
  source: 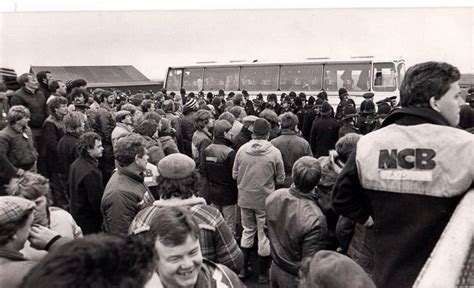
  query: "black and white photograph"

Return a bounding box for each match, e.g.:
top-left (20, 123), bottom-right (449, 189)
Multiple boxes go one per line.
top-left (0, 1), bottom-right (473, 287)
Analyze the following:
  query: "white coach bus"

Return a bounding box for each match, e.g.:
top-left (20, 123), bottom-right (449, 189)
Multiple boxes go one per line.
top-left (164, 57), bottom-right (406, 107)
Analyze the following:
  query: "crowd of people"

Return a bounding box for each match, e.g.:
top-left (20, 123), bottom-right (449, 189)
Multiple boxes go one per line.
top-left (0, 61), bottom-right (473, 288)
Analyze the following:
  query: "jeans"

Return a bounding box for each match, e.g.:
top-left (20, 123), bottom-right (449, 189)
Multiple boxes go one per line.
top-left (211, 204), bottom-right (237, 235)
top-left (240, 207), bottom-right (270, 257)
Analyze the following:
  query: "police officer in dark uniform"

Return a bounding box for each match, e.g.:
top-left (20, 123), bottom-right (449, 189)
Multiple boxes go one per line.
top-left (359, 92), bottom-right (374, 114)
top-left (338, 104), bottom-right (359, 138)
top-left (357, 99), bottom-right (377, 135)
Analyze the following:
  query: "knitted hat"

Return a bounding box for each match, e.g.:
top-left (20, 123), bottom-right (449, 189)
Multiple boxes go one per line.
top-left (320, 102), bottom-right (332, 115)
top-left (0, 196), bottom-right (35, 225)
top-left (184, 98), bottom-right (197, 109)
top-left (252, 118), bottom-right (271, 136)
top-left (301, 250), bottom-right (375, 288)
top-left (157, 154), bottom-right (195, 180)
top-left (115, 110), bottom-right (131, 122)
top-left (363, 92), bottom-right (375, 99)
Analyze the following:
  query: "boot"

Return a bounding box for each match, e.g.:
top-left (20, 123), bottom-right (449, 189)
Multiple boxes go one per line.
top-left (257, 256), bottom-right (272, 284)
top-left (238, 247), bottom-right (251, 279)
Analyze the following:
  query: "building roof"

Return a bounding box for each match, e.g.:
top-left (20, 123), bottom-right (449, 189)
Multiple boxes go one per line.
top-left (29, 65), bottom-right (155, 87)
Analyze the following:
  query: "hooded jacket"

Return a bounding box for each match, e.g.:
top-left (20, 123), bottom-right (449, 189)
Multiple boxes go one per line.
top-left (332, 107), bottom-right (474, 288)
top-left (232, 139), bottom-right (285, 210)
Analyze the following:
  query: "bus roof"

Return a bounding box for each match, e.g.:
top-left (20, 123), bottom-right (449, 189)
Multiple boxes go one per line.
top-left (169, 58), bottom-right (405, 69)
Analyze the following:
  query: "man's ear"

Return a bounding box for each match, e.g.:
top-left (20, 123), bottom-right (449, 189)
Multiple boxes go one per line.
top-left (429, 97), bottom-right (441, 112)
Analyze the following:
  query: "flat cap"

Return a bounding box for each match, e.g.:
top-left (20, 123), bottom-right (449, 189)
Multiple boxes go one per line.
top-left (157, 154), bottom-right (195, 180)
top-left (0, 196), bottom-right (35, 225)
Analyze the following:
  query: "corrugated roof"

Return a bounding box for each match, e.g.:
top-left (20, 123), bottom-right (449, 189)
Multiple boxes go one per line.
top-left (29, 65), bottom-right (150, 85)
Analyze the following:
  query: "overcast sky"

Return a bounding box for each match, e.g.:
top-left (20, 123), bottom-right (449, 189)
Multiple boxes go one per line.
top-left (0, 5), bottom-right (473, 80)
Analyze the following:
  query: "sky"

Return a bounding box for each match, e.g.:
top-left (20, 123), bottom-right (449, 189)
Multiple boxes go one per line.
top-left (0, 2), bottom-right (473, 81)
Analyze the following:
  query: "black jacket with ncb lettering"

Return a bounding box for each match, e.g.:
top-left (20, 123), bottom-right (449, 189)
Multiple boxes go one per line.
top-left (332, 107), bottom-right (474, 288)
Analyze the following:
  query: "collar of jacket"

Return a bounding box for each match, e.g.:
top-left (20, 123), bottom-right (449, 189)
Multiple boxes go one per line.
top-left (116, 122), bottom-right (133, 132)
top-left (289, 185), bottom-right (320, 201)
top-left (213, 136), bottom-right (232, 146)
top-left (280, 129), bottom-right (297, 135)
top-left (80, 154), bottom-right (99, 167)
top-left (66, 131), bottom-right (82, 138)
top-left (153, 196), bottom-right (206, 207)
top-left (22, 87), bottom-right (35, 95)
top-left (100, 102), bottom-right (113, 112)
top-left (197, 129), bottom-right (213, 141)
top-left (0, 247), bottom-right (26, 261)
top-left (117, 166), bottom-right (145, 183)
top-left (382, 107), bottom-right (451, 127)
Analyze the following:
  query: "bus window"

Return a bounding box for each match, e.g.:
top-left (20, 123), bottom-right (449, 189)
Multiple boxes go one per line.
top-left (183, 68), bottom-right (204, 91)
top-left (203, 67), bottom-right (239, 91)
top-left (373, 62), bottom-right (396, 92)
top-left (240, 66), bottom-right (279, 91)
top-left (280, 64), bottom-right (323, 91)
top-left (397, 62), bottom-right (406, 89)
top-left (324, 63), bottom-right (371, 92)
top-left (166, 68), bottom-right (182, 91)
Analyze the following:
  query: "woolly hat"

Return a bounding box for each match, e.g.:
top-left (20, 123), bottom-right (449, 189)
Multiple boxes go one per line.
top-left (252, 118), bottom-right (271, 136)
top-left (0, 196), bottom-right (35, 225)
top-left (301, 250), bottom-right (375, 288)
top-left (320, 102), bottom-right (332, 115)
top-left (184, 98), bottom-right (198, 109)
top-left (115, 110), bottom-right (131, 122)
top-left (342, 105), bottom-right (358, 120)
top-left (363, 92), bottom-right (375, 99)
top-left (157, 154), bottom-right (195, 180)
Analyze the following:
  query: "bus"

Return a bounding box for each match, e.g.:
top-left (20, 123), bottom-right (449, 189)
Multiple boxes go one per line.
top-left (164, 57), bottom-right (406, 107)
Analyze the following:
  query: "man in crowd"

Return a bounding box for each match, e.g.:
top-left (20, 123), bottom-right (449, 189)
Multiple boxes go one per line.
top-left (93, 90), bottom-right (116, 183)
top-left (21, 234), bottom-right (157, 288)
top-left (0, 106), bottom-right (37, 195)
top-left (203, 119), bottom-right (238, 234)
top-left (332, 61), bottom-right (474, 288)
top-left (101, 134), bottom-right (154, 235)
top-left (36, 70), bottom-right (54, 100)
top-left (46, 80), bottom-right (67, 104)
top-left (232, 118), bottom-right (285, 283)
top-left (68, 132), bottom-right (104, 235)
top-left (10, 73), bottom-right (47, 173)
top-left (130, 153), bottom-right (243, 274)
top-left (111, 110), bottom-right (133, 149)
top-left (131, 206), bottom-right (244, 288)
top-left (265, 156), bottom-right (329, 288)
top-left (0, 196), bottom-right (36, 287)
top-left (271, 112), bottom-right (312, 188)
top-left (42, 96), bottom-right (69, 209)
top-left (232, 115), bottom-right (257, 152)
top-left (310, 101), bottom-right (340, 157)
